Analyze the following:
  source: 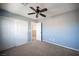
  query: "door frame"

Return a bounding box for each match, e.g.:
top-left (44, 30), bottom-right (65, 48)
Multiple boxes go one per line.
top-left (31, 22), bottom-right (42, 42)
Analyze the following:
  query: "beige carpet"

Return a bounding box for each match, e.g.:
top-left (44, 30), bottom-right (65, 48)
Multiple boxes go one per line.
top-left (0, 41), bottom-right (79, 56)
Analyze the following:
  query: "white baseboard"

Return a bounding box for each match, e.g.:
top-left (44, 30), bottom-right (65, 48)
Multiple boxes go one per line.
top-left (43, 40), bottom-right (79, 52)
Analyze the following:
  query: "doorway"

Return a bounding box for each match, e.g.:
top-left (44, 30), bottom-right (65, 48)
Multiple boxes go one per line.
top-left (31, 22), bottom-right (36, 41)
top-left (31, 22), bottom-right (41, 42)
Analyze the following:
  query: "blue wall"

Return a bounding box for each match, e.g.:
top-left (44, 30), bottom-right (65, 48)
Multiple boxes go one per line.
top-left (42, 10), bottom-right (79, 51)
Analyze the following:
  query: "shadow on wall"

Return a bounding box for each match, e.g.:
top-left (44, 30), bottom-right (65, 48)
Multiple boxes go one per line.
top-left (0, 9), bottom-right (31, 22)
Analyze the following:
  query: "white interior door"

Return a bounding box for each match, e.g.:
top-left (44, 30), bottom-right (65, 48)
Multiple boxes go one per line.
top-left (36, 22), bottom-right (41, 41)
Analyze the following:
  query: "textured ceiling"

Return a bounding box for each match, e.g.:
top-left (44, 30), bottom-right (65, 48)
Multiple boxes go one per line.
top-left (0, 3), bottom-right (79, 20)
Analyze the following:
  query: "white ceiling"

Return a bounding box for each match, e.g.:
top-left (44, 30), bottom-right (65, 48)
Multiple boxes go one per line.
top-left (0, 3), bottom-right (79, 20)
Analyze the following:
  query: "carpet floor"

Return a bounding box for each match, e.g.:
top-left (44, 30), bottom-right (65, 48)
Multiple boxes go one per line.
top-left (0, 41), bottom-right (79, 56)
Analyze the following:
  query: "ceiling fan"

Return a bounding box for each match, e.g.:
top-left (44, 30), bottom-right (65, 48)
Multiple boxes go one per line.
top-left (28, 6), bottom-right (48, 18)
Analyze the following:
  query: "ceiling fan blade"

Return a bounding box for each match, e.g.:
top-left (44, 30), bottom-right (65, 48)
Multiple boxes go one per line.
top-left (40, 8), bottom-right (47, 12)
top-left (40, 13), bottom-right (46, 17)
top-left (30, 7), bottom-right (36, 12)
top-left (28, 12), bottom-right (35, 15)
top-left (36, 13), bottom-right (38, 18)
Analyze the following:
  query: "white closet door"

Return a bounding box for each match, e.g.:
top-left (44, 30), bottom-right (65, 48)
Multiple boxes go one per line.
top-left (0, 17), bottom-right (28, 51)
top-left (15, 20), bottom-right (28, 46)
top-left (1, 17), bottom-right (16, 50)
